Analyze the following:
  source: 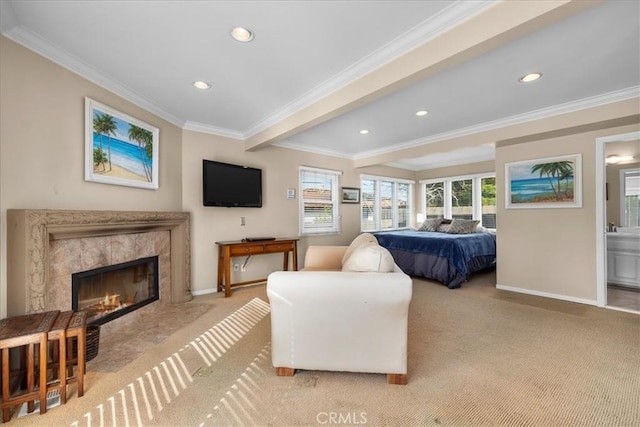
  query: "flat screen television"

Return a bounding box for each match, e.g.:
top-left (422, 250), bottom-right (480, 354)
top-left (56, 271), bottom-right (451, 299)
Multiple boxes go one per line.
top-left (202, 160), bottom-right (262, 207)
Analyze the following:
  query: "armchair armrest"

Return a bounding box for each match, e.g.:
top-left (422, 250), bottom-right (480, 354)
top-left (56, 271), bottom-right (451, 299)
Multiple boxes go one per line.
top-left (302, 246), bottom-right (348, 270)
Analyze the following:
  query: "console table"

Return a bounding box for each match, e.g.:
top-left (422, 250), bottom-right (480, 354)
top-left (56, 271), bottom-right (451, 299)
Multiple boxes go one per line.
top-left (216, 239), bottom-right (299, 297)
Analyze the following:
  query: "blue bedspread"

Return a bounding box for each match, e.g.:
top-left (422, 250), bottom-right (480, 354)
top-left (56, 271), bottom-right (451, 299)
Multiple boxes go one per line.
top-left (374, 230), bottom-right (496, 285)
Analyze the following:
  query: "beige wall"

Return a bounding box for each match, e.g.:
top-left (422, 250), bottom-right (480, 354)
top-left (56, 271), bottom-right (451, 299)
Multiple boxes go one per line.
top-left (181, 130), bottom-right (413, 294)
top-left (0, 37), bottom-right (183, 317)
top-left (496, 123), bottom-right (640, 303)
top-left (606, 161), bottom-right (640, 227)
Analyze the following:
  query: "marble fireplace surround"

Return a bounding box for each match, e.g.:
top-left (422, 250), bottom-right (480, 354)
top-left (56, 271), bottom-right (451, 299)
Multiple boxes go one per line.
top-left (7, 209), bottom-right (192, 317)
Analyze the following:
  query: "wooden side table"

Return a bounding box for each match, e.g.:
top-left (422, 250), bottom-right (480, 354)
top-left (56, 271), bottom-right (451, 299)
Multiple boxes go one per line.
top-left (216, 238), bottom-right (299, 297)
top-left (0, 310), bottom-right (59, 422)
top-left (65, 311), bottom-right (87, 398)
top-left (46, 311), bottom-right (73, 404)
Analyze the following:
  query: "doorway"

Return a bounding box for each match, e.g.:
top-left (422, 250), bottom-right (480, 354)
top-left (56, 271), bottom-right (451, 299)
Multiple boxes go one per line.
top-left (596, 131), bottom-right (640, 313)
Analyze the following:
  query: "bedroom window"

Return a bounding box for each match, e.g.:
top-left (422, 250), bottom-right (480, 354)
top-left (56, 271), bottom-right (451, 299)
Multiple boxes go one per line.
top-left (299, 166), bottom-right (342, 235)
top-left (421, 173), bottom-right (496, 230)
top-left (621, 168), bottom-right (640, 227)
top-left (361, 175), bottom-right (413, 232)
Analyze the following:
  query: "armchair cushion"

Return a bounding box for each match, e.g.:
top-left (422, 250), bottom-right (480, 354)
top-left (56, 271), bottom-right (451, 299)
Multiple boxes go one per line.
top-left (342, 243), bottom-right (395, 272)
top-left (341, 233), bottom-right (379, 265)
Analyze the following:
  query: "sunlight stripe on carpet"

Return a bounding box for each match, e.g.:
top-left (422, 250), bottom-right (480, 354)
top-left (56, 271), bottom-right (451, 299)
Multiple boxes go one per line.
top-left (69, 298), bottom-right (270, 427)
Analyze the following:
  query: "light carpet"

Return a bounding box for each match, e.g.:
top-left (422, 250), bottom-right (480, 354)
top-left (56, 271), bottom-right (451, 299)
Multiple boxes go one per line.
top-left (9, 271), bottom-right (640, 426)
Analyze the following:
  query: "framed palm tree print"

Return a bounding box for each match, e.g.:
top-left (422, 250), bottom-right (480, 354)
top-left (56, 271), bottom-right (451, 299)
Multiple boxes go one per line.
top-left (84, 97), bottom-right (159, 189)
top-left (505, 154), bottom-right (582, 209)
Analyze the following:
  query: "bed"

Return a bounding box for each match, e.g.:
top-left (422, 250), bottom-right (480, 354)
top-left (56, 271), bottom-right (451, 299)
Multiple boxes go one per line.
top-left (373, 229), bottom-right (496, 289)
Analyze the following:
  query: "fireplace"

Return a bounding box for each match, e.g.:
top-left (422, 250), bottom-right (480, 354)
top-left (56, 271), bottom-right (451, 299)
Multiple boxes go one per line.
top-left (72, 256), bottom-right (159, 325)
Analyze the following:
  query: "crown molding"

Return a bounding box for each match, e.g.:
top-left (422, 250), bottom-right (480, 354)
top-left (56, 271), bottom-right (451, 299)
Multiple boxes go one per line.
top-left (386, 153), bottom-right (496, 171)
top-left (354, 86), bottom-right (640, 161)
top-left (182, 121), bottom-right (244, 140)
top-left (243, 0), bottom-right (495, 138)
top-left (272, 141), bottom-right (354, 160)
top-left (3, 26), bottom-right (187, 129)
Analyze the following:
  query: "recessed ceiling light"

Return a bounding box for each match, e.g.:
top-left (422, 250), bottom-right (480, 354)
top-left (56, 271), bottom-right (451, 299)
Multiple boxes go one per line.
top-left (415, 110), bottom-right (428, 116)
top-left (231, 27), bottom-right (254, 42)
top-left (359, 129), bottom-right (369, 135)
top-left (519, 72), bottom-right (542, 83)
top-left (193, 81), bottom-right (211, 90)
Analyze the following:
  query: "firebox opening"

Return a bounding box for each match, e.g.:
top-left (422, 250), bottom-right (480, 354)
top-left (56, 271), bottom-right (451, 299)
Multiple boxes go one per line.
top-left (72, 256), bottom-right (159, 325)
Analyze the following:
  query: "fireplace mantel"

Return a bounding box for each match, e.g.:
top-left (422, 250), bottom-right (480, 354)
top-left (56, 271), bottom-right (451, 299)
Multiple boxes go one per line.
top-left (7, 209), bottom-right (192, 316)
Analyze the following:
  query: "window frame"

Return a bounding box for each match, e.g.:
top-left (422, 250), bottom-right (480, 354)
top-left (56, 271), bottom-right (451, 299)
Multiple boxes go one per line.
top-left (619, 167), bottom-right (640, 227)
top-left (360, 174), bottom-right (414, 232)
top-left (298, 166), bottom-right (342, 236)
top-left (420, 172), bottom-right (496, 230)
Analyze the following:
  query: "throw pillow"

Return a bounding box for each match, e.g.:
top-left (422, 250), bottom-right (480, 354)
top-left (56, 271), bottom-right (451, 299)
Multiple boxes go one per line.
top-left (436, 218), bottom-right (452, 233)
top-left (342, 243), bottom-right (395, 272)
top-left (417, 218), bottom-right (443, 232)
top-left (341, 232), bottom-right (379, 266)
top-left (446, 219), bottom-right (480, 234)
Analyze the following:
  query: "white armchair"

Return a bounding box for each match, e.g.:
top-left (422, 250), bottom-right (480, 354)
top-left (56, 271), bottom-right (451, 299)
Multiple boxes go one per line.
top-left (267, 240), bottom-right (412, 384)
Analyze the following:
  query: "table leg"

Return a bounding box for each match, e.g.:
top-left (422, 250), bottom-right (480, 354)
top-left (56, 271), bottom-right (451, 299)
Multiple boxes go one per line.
top-left (38, 333), bottom-right (48, 414)
top-left (27, 343), bottom-right (35, 414)
top-left (217, 249), bottom-right (224, 292)
top-left (224, 251), bottom-right (232, 297)
top-left (2, 348), bottom-right (10, 422)
top-left (292, 241), bottom-right (298, 271)
top-left (283, 252), bottom-right (289, 271)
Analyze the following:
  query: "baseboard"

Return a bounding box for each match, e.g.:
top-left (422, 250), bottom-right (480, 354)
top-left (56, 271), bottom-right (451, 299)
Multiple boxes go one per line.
top-left (191, 288), bottom-right (218, 296)
top-left (496, 284), bottom-right (598, 306)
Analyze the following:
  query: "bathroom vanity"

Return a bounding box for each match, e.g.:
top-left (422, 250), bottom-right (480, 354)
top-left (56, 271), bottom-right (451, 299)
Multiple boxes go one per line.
top-left (606, 228), bottom-right (640, 289)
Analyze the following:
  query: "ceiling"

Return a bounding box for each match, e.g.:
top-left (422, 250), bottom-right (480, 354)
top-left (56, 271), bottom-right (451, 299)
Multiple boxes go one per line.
top-left (2, 1), bottom-right (639, 170)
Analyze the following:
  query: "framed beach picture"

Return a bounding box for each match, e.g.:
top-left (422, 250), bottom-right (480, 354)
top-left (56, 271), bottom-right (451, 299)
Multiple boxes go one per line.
top-left (341, 187), bottom-right (360, 204)
top-left (505, 154), bottom-right (582, 209)
top-left (85, 97), bottom-right (159, 189)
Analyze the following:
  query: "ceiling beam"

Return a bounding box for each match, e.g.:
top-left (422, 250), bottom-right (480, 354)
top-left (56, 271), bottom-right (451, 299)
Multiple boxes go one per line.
top-left (244, 0), bottom-right (601, 152)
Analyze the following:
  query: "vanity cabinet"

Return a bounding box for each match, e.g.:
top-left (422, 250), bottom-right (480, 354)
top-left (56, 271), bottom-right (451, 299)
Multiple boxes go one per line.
top-left (607, 233), bottom-right (640, 288)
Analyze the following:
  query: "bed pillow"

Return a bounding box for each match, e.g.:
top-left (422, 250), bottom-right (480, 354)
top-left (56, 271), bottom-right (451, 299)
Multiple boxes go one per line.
top-left (436, 218), bottom-right (452, 233)
top-left (341, 232), bottom-right (379, 265)
top-left (342, 243), bottom-right (395, 272)
top-left (417, 218), bottom-right (442, 232)
top-left (446, 219), bottom-right (480, 234)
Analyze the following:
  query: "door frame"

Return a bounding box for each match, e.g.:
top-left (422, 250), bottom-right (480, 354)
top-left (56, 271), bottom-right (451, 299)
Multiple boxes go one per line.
top-left (595, 130), bottom-right (640, 307)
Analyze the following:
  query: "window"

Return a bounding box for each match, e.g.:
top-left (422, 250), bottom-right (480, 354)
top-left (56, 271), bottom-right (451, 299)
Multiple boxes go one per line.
top-left (361, 175), bottom-right (413, 232)
top-left (451, 179), bottom-right (473, 219)
top-left (421, 173), bottom-right (496, 229)
top-left (299, 166), bottom-right (342, 235)
top-left (425, 182), bottom-right (444, 219)
top-left (621, 168), bottom-right (640, 227)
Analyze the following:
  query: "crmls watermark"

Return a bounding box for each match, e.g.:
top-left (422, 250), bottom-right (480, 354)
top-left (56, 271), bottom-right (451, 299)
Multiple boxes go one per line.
top-left (316, 412), bottom-right (367, 425)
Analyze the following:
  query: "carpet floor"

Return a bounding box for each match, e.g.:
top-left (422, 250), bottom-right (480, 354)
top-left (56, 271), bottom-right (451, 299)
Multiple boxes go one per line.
top-left (8, 270), bottom-right (640, 426)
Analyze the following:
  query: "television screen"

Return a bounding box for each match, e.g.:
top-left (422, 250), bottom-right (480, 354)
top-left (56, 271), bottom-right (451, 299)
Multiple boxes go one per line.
top-left (202, 160), bottom-right (262, 207)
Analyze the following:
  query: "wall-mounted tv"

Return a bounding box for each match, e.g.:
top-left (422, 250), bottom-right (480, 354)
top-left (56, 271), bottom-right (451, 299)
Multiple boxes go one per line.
top-left (202, 160), bottom-right (262, 207)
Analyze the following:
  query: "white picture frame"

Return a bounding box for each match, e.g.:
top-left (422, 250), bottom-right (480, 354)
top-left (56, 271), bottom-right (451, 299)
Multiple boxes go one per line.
top-left (505, 154), bottom-right (582, 209)
top-left (85, 97), bottom-right (159, 189)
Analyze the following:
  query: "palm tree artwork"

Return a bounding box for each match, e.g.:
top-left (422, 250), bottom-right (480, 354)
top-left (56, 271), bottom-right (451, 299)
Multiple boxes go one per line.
top-left (530, 161), bottom-right (574, 200)
top-left (128, 125), bottom-right (153, 182)
top-left (92, 113), bottom-right (117, 172)
top-left (509, 158), bottom-right (577, 205)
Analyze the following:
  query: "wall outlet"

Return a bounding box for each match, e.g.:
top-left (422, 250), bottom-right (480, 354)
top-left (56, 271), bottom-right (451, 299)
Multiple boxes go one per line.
top-left (241, 216), bottom-right (246, 226)
top-left (241, 264), bottom-right (247, 272)
top-left (233, 264), bottom-right (240, 272)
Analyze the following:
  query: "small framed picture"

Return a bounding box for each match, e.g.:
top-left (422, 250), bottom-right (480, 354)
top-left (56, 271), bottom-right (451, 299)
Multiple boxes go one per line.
top-left (341, 187), bottom-right (360, 204)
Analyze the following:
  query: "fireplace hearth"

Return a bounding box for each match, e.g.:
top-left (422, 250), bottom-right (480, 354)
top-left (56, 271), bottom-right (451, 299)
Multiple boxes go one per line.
top-left (72, 256), bottom-right (159, 325)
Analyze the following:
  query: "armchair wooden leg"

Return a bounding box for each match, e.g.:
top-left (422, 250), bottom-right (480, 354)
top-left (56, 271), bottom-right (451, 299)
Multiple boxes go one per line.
top-left (387, 374), bottom-right (407, 385)
top-left (275, 367), bottom-right (295, 377)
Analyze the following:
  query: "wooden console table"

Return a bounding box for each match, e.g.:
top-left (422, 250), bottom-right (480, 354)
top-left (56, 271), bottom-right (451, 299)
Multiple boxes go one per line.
top-left (216, 238), bottom-right (298, 297)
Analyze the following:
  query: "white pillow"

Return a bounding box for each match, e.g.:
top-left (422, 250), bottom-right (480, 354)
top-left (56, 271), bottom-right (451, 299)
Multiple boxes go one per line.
top-left (342, 243), bottom-right (395, 273)
top-left (341, 233), bottom-right (379, 265)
